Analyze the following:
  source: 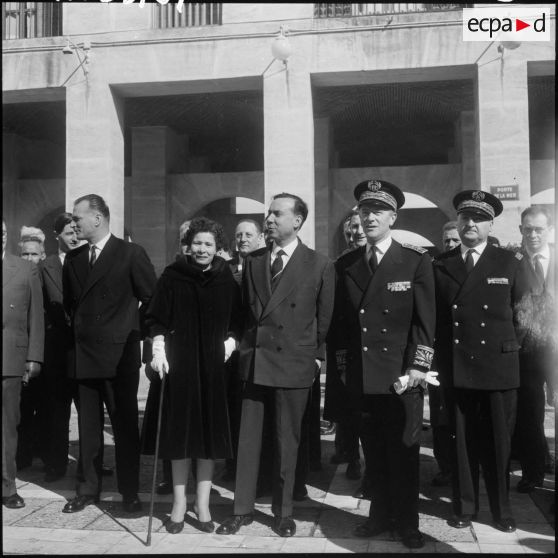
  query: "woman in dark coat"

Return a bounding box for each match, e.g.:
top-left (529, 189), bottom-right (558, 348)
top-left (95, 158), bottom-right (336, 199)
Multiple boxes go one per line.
top-left (141, 217), bottom-right (241, 534)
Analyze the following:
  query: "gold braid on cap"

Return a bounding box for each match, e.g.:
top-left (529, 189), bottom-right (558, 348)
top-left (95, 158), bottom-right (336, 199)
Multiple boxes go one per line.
top-left (457, 200), bottom-right (495, 219)
top-left (358, 190), bottom-right (397, 210)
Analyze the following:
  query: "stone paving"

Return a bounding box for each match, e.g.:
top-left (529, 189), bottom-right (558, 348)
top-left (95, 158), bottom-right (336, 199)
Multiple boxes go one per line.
top-left (3, 374), bottom-right (555, 554)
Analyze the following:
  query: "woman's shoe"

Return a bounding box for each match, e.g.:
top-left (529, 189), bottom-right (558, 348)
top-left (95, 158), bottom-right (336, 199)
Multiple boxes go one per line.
top-left (165, 519), bottom-right (184, 534)
top-left (197, 519), bottom-right (215, 533)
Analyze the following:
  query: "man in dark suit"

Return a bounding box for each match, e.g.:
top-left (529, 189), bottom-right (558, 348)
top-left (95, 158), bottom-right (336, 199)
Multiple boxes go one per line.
top-left (216, 193), bottom-right (335, 537)
top-left (433, 190), bottom-right (530, 533)
top-left (514, 205), bottom-right (556, 493)
top-left (62, 194), bottom-right (156, 513)
top-left (2, 220), bottom-right (44, 508)
top-left (329, 180), bottom-right (436, 549)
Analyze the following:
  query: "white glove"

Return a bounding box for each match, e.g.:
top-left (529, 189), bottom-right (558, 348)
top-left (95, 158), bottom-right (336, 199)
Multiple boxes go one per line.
top-left (151, 335), bottom-right (169, 379)
top-left (224, 336), bottom-right (237, 362)
top-left (394, 371), bottom-right (440, 395)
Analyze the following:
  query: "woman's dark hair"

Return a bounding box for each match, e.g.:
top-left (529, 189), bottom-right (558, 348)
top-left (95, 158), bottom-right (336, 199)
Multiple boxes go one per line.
top-left (53, 212), bottom-right (74, 235)
top-left (184, 216), bottom-right (226, 250)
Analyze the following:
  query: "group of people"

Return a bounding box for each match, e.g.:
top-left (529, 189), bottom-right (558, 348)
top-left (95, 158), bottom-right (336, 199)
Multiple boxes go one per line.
top-left (2, 180), bottom-right (555, 549)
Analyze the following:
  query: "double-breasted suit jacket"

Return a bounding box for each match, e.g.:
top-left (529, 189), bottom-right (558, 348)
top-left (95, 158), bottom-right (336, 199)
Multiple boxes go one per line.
top-left (238, 241), bottom-right (335, 389)
top-left (63, 235), bottom-right (157, 380)
top-left (329, 241), bottom-right (436, 398)
top-left (433, 245), bottom-right (531, 391)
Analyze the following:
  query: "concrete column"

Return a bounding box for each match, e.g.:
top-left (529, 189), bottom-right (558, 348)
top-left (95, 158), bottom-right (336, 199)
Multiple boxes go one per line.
top-left (459, 111), bottom-right (477, 190)
top-left (130, 126), bottom-right (186, 274)
top-left (314, 117), bottom-right (332, 257)
top-left (264, 67), bottom-right (315, 248)
top-left (476, 53), bottom-right (530, 244)
top-left (66, 83), bottom-right (125, 237)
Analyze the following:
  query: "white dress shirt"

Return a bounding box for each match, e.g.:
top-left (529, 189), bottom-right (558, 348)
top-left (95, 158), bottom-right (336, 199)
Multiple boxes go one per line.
top-left (58, 251), bottom-right (66, 266)
top-left (89, 232), bottom-right (111, 262)
top-left (460, 241), bottom-right (488, 267)
top-left (526, 244), bottom-right (550, 279)
top-left (366, 235), bottom-right (392, 265)
top-left (270, 237), bottom-right (298, 270)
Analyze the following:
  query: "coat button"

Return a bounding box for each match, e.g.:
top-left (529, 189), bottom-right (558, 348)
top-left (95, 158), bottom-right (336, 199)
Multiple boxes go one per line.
top-left (452, 304), bottom-right (458, 310)
top-left (483, 305), bottom-right (488, 310)
top-left (360, 309), bottom-right (365, 314)
top-left (381, 328), bottom-right (387, 333)
top-left (470, 355), bottom-right (475, 360)
top-left (480, 340), bottom-right (486, 345)
top-left (383, 309), bottom-right (389, 314)
top-left (363, 346), bottom-right (368, 352)
top-left (454, 322), bottom-right (459, 327)
top-left (382, 347), bottom-right (388, 352)
top-left (362, 327), bottom-right (367, 332)
top-left (480, 322), bottom-right (486, 327)
top-left (454, 339), bottom-right (460, 344)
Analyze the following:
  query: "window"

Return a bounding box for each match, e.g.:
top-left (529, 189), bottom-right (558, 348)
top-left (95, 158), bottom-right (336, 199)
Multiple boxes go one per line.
top-left (2, 2), bottom-right (62, 40)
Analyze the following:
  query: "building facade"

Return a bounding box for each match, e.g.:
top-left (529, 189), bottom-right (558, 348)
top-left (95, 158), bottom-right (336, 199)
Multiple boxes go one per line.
top-left (3, 2), bottom-right (555, 272)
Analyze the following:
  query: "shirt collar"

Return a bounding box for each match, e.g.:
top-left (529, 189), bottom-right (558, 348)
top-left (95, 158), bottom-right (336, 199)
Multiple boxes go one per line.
top-left (526, 244), bottom-right (550, 261)
top-left (58, 250), bottom-right (66, 263)
top-left (460, 240), bottom-right (488, 257)
top-left (367, 235), bottom-right (392, 255)
top-left (91, 232), bottom-right (111, 251)
top-left (272, 237), bottom-right (298, 258)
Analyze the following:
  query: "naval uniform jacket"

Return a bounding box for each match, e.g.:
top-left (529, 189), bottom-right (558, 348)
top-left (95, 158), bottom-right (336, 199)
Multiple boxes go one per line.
top-left (237, 240), bottom-right (335, 389)
top-left (329, 240), bottom-right (436, 397)
top-left (62, 235), bottom-right (157, 380)
top-left (433, 245), bottom-right (531, 391)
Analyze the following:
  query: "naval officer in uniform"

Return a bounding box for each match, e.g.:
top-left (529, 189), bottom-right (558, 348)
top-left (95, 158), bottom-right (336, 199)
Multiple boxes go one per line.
top-left (433, 190), bottom-right (530, 533)
top-left (328, 179), bottom-right (436, 549)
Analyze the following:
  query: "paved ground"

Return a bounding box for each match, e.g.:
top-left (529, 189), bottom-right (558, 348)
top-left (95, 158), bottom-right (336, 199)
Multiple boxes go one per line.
top-left (3, 373), bottom-right (555, 554)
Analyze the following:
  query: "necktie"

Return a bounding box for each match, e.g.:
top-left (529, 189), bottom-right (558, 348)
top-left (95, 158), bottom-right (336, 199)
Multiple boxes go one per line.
top-left (270, 249), bottom-right (286, 291)
top-left (89, 244), bottom-right (97, 268)
top-left (533, 254), bottom-right (545, 285)
top-left (465, 249), bottom-right (475, 273)
top-left (368, 247), bottom-right (378, 274)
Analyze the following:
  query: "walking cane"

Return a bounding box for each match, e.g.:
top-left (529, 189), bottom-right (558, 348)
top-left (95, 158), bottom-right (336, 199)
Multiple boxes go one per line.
top-left (147, 371), bottom-right (166, 546)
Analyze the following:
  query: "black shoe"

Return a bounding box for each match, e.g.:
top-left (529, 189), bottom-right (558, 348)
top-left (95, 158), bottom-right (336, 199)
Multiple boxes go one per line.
top-left (156, 480), bottom-right (173, 495)
top-left (431, 471), bottom-right (451, 487)
top-left (62, 495), bottom-right (99, 513)
top-left (448, 515), bottom-right (472, 529)
top-left (293, 486), bottom-right (308, 501)
top-left (517, 478), bottom-right (543, 493)
top-left (3, 493), bottom-right (25, 509)
top-left (44, 469), bottom-right (66, 483)
top-left (197, 519), bottom-right (215, 533)
top-left (330, 452), bottom-right (348, 464)
top-left (122, 495), bottom-right (142, 513)
top-left (400, 527), bottom-right (425, 549)
top-left (353, 518), bottom-right (391, 537)
top-left (216, 514), bottom-right (254, 535)
top-left (165, 519), bottom-right (184, 534)
top-left (274, 516), bottom-right (296, 537)
top-left (494, 517), bottom-right (516, 533)
top-left (101, 466), bottom-right (113, 477)
top-left (346, 460), bottom-right (361, 480)
top-left (353, 483), bottom-right (372, 500)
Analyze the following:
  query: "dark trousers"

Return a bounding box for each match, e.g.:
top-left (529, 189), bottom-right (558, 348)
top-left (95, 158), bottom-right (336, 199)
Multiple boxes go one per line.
top-left (234, 382), bottom-right (310, 518)
top-left (335, 413), bottom-right (361, 463)
top-left (515, 355), bottom-right (548, 484)
top-left (3, 377), bottom-right (22, 497)
top-left (448, 388), bottom-right (517, 520)
top-left (75, 372), bottom-right (140, 498)
top-left (429, 385), bottom-right (451, 475)
top-left (360, 391), bottom-right (424, 530)
top-left (225, 352), bottom-right (242, 474)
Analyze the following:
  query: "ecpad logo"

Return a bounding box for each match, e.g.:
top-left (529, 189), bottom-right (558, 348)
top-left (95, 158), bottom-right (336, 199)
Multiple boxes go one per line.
top-left (463, 7), bottom-right (551, 42)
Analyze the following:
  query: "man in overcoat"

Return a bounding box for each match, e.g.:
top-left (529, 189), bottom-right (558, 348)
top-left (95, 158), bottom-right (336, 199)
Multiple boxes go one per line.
top-left (216, 193), bottom-right (335, 537)
top-left (329, 179), bottom-right (436, 549)
top-left (433, 190), bottom-right (530, 533)
top-left (62, 194), bottom-right (156, 513)
top-left (2, 220), bottom-right (44, 508)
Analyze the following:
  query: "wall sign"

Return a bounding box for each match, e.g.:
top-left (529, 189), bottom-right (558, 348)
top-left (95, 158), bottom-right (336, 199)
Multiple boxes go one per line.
top-left (490, 185), bottom-right (519, 200)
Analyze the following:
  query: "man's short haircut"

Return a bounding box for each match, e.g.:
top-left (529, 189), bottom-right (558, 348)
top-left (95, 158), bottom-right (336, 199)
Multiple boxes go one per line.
top-left (19, 226), bottom-right (45, 244)
top-left (442, 220), bottom-right (458, 233)
top-left (74, 194), bottom-right (110, 220)
top-left (184, 216), bottom-right (226, 251)
top-left (236, 218), bottom-right (262, 234)
top-left (521, 205), bottom-right (553, 227)
top-left (53, 212), bottom-right (74, 235)
top-left (272, 193), bottom-right (309, 228)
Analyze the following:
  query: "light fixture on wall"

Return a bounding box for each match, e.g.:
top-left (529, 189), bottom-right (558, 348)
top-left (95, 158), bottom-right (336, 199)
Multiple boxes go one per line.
top-left (497, 41), bottom-right (521, 55)
top-left (271, 26), bottom-right (292, 67)
top-left (61, 37), bottom-right (91, 86)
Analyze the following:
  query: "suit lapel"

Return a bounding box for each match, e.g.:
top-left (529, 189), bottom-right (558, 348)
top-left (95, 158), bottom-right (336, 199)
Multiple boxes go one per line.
top-left (251, 248), bottom-right (272, 311)
top-left (2, 254), bottom-right (20, 287)
top-left (360, 241), bottom-right (403, 308)
top-left (43, 256), bottom-right (63, 295)
top-left (79, 235), bottom-right (119, 302)
top-left (261, 241), bottom-right (306, 320)
top-left (439, 247), bottom-right (468, 290)
top-left (345, 246), bottom-right (371, 297)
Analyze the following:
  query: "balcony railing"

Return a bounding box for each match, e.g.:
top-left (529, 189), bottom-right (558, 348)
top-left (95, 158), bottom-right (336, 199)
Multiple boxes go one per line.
top-left (2, 2), bottom-right (62, 40)
top-left (153, 3), bottom-right (222, 29)
top-left (314, 3), bottom-right (470, 18)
